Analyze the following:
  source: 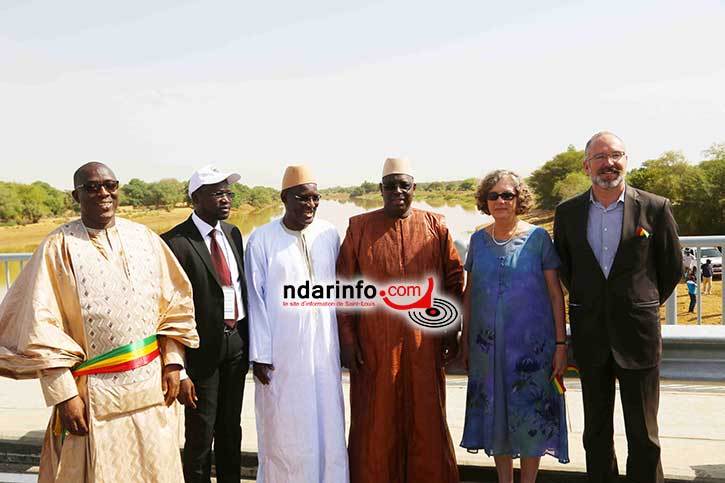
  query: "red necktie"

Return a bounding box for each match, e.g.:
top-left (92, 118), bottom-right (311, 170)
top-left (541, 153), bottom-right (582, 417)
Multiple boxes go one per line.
top-left (210, 230), bottom-right (238, 327)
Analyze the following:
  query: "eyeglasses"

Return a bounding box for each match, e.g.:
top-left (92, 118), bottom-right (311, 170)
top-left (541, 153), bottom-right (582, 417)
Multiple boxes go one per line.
top-left (382, 182), bottom-right (414, 192)
top-left (210, 191), bottom-right (235, 200)
top-left (487, 191), bottom-right (517, 201)
top-left (293, 194), bottom-right (321, 204)
top-left (75, 180), bottom-right (120, 193)
top-left (588, 151), bottom-right (625, 163)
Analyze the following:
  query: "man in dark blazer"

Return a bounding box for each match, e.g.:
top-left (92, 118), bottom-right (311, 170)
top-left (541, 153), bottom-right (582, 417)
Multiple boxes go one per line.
top-left (162, 166), bottom-right (250, 483)
top-left (554, 132), bottom-right (682, 483)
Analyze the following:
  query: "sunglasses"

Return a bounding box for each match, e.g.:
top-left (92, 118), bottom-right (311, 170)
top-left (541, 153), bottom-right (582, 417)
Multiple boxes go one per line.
top-left (293, 194), bottom-right (321, 204)
top-left (75, 180), bottom-right (120, 194)
top-left (487, 191), bottom-right (517, 201)
top-left (382, 182), bottom-right (414, 192)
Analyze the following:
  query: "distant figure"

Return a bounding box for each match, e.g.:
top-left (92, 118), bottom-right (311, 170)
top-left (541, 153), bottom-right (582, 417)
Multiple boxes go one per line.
top-left (701, 259), bottom-right (713, 295)
top-left (461, 170), bottom-right (569, 483)
top-left (686, 274), bottom-right (697, 313)
top-left (682, 249), bottom-right (696, 279)
top-left (0, 162), bottom-right (199, 482)
top-left (554, 132), bottom-right (682, 483)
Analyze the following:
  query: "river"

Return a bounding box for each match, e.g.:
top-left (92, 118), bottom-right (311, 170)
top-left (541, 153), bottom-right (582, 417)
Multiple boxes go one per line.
top-left (229, 198), bottom-right (491, 246)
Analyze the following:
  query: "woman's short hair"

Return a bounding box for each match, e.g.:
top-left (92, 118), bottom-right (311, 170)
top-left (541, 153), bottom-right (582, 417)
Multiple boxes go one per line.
top-left (475, 169), bottom-right (534, 215)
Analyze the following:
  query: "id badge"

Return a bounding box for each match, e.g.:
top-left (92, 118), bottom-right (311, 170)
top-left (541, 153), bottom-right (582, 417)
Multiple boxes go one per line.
top-left (222, 286), bottom-right (236, 320)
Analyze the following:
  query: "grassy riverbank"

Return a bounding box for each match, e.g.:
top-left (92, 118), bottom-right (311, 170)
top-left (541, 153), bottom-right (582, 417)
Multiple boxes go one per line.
top-left (0, 203), bottom-right (283, 288)
top-left (0, 204), bottom-right (274, 253)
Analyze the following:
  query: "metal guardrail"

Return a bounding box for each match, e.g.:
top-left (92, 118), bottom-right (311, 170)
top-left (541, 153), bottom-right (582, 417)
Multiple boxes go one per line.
top-left (448, 325), bottom-right (725, 381)
top-left (659, 325), bottom-right (725, 381)
top-left (1, 253), bottom-right (31, 293)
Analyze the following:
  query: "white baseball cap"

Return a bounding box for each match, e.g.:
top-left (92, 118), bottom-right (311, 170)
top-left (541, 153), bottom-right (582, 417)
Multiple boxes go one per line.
top-left (188, 165), bottom-right (241, 197)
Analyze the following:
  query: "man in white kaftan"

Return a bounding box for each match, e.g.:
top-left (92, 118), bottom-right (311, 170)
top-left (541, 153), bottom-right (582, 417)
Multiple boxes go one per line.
top-left (0, 163), bottom-right (199, 483)
top-left (244, 165), bottom-right (348, 483)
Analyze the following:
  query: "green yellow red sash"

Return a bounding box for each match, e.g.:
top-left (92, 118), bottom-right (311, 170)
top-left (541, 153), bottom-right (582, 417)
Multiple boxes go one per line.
top-left (53, 335), bottom-right (160, 438)
top-left (551, 364), bottom-right (580, 395)
top-left (72, 335), bottom-right (159, 377)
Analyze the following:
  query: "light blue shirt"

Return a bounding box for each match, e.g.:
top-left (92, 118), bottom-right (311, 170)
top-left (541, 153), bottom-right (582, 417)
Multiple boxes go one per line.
top-left (587, 187), bottom-right (625, 278)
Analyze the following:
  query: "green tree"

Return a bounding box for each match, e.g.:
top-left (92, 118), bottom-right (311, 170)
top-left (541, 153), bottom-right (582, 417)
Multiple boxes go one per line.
top-left (360, 181), bottom-right (377, 194)
top-left (627, 150), bottom-right (715, 235)
top-left (350, 181), bottom-right (378, 197)
top-left (248, 186), bottom-right (278, 208)
top-left (703, 142), bottom-right (725, 161)
top-left (146, 179), bottom-right (184, 210)
top-left (701, 143), bottom-right (725, 202)
top-left (528, 145), bottom-right (584, 209)
top-left (459, 178), bottom-right (477, 191)
top-left (552, 172), bottom-right (591, 201)
top-left (627, 151), bottom-right (691, 202)
top-left (699, 143), bottom-right (725, 233)
top-left (181, 180), bottom-right (192, 206)
top-left (674, 168), bottom-right (714, 235)
top-left (231, 184), bottom-right (253, 208)
top-left (31, 181), bottom-right (71, 216)
top-left (19, 184), bottom-right (51, 224)
top-left (0, 182), bottom-right (23, 223)
top-left (625, 166), bottom-right (654, 192)
top-left (122, 178), bottom-right (151, 207)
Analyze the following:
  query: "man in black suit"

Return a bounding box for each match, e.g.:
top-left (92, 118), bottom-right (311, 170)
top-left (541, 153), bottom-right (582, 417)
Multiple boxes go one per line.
top-left (554, 132), bottom-right (682, 483)
top-left (162, 166), bottom-right (249, 483)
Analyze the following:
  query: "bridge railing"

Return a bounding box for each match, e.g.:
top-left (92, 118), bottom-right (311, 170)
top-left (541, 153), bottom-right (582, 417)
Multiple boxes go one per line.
top-left (1, 253), bottom-right (32, 295)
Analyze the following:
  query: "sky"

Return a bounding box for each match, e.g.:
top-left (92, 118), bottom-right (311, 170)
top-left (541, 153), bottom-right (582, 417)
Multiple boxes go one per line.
top-left (1, 0), bottom-right (724, 190)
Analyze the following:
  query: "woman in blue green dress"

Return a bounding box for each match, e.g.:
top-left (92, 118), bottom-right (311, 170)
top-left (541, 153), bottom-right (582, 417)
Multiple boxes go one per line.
top-left (461, 170), bottom-right (569, 483)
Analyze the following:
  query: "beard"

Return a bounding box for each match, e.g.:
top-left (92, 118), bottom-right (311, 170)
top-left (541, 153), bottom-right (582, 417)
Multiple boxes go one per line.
top-left (591, 169), bottom-right (624, 189)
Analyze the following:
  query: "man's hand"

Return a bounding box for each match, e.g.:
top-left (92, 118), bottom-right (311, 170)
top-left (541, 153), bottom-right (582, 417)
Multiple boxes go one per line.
top-left (57, 395), bottom-right (88, 436)
top-left (253, 362), bottom-right (274, 385)
top-left (177, 378), bottom-right (198, 409)
top-left (441, 333), bottom-right (459, 366)
top-left (162, 364), bottom-right (181, 406)
top-left (340, 340), bottom-right (364, 373)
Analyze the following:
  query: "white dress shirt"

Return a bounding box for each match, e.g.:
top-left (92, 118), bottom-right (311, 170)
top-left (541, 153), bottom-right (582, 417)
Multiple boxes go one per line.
top-left (180, 213), bottom-right (246, 382)
top-left (191, 212), bottom-right (246, 321)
